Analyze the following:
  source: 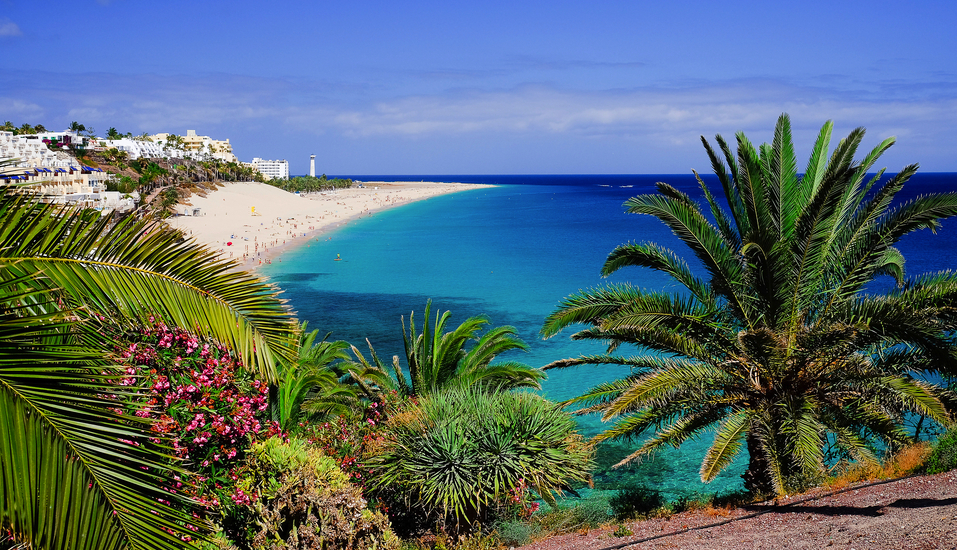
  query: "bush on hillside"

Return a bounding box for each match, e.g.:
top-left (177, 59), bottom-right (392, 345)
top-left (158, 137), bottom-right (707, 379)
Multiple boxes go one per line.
top-left (223, 436), bottom-right (397, 550)
top-left (923, 426), bottom-right (957, 475)
top-left (609, 485), bottom-right (665, 520)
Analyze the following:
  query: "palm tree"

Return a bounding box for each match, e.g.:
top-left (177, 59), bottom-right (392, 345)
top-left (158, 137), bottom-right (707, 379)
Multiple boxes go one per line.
top-left (541, 114), bottom-right (957, 495)
top-left (0, 183), bottom-right (298, 549)
top-left (273, 322), bottom-right (355, 433)
top-left (350, 301), bottom-right (544, 397)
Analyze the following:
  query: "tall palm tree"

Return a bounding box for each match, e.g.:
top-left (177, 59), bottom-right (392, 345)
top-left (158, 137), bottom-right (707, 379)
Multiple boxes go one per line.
top-left (0, 183), bottom-right (298, 549)
top-left (541, 114), bottom-right (957, 495)
top-left (350, 301), bottom-right (544, 397)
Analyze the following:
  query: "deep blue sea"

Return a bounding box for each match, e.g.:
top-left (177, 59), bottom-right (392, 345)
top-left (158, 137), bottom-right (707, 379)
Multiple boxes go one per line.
top-left (261, 173), bottom-right (957, 500)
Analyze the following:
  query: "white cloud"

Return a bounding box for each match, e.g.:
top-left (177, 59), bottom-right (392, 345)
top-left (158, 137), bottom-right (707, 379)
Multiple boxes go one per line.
top-left (319, 82), bottom-right (957, 149)
top-left (0, 19), bottom-right (22, 37)
top-left (0, 98), bottom-right (44, 121)
top-left (3, 69), bottom-right (957, 171)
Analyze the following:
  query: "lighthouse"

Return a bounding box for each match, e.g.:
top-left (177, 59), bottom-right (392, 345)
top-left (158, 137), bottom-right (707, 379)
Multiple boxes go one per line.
top-left (309, 155), bottom-right (316, 177)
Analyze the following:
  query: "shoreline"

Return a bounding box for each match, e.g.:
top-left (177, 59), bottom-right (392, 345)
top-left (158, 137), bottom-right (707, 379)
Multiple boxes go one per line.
top-left (166, 181), bottom-right (494, 271)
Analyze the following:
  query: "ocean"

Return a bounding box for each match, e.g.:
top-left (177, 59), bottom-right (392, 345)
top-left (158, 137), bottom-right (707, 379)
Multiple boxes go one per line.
top-left (261, 172), bottom-right (957, 500)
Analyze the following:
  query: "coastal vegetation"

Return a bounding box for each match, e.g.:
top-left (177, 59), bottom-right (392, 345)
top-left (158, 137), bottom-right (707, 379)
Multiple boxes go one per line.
top-left (542, 113), bottom-right (957, 495)
top-left (348, 301), bottom-right (545, 398)
top-left (267, 174), bottom-right (355, 194)
top-left (368, 388), bottom-right (593, 535)
top-left (4, 113), bottom-right (957, 550)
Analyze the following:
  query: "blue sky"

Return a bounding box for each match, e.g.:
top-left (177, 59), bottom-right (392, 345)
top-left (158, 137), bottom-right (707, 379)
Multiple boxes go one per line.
top-left (2, 0), bottom-right (956, 174)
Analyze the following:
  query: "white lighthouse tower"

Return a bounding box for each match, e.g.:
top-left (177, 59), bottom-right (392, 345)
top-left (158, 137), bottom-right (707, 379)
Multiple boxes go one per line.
top-left (309, 154), bottom-right (316, 177)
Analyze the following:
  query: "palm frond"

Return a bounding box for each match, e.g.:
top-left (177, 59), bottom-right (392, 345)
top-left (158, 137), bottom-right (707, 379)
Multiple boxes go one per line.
top-left (0, 190), bottom-right (297, 381)
top-left (0, 286), bottom-right (209, 550)
top-left (700, 410), bottom-right (750, 482)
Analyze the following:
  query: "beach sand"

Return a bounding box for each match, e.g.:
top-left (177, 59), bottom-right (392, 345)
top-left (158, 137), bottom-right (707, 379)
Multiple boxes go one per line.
top-left (166, 181), bottom-right (492, 269)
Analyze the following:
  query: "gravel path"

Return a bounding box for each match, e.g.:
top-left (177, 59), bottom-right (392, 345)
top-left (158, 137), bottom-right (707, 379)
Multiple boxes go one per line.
top-left (519, 471), bottom-right (957, 550)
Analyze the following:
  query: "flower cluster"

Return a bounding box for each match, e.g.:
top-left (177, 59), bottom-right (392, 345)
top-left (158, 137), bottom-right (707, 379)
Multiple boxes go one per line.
top-left (114, 322), bottom-right (276, 503)
top-left (507, 478), bottom-right (540, 518)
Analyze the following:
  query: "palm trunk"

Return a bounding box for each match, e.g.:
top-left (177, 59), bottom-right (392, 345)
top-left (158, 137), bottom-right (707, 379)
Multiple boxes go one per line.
top-left (742, 433), bottom-right (775, 496)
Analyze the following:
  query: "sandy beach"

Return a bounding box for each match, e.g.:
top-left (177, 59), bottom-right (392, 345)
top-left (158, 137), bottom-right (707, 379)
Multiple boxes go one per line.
top-left (165, 181), bottom-right (492, 269)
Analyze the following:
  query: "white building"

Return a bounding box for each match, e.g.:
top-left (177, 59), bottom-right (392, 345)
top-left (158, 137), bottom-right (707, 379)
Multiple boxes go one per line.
top-left (251, 158), bottom-right (289, 180)
top-left (150, 130), bottom-right (237, 162)
top-left (0, 131), bottom-right (77, 168)
top-left (96, 137), bottom-right (170, 160)
top-left (0, 164), bottom-right (134, 211)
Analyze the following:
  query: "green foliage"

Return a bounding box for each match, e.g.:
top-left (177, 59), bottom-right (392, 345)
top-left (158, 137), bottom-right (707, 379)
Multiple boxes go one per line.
top-left (0, 281), bottom-right (210, 550)
top-left (532, 497), bottom-right (611, 533)
top-left (369, 387), bottom-right (593, 532)
top-left (493, 519), bottom-right (540, 546)
top-left (269, 174), bottom-right (354, 193)
top-left (1, 121), bottom-right (46, 135)
top-left (612, 523), bottom-right (634, 537)
top-left (223, 436), bottom-right (398, 550)
top-left (609, 485), bottom-right (665, 520)
top-left (299, 391), bottom-right (400, 492)
top-left (349, 301), bottom-right (544, 399)
top-left (923, 426), bottom-right (957, 474)
top-left (542, 114), bottom-right (957, 495)
top-left (107, 174), bottom-right (139, 193)
top-left (273, 322), bottom-right (355, 434)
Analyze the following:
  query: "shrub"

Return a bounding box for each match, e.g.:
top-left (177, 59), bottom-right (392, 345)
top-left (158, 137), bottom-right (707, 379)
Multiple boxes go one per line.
top-left (300, 390), bottom-right (405, 494)
top-left (923, 427), bottom-right (957, 474)
top-left (369, 388), bottom-right (593, 534)
top-left (612, 523), bottom-right (633, 538)
top-left (114, 323), bottom-right (277, 508)
top-left (609, 485), bottom-right (664, 520)
top-left (223, 436), bottom-right (398, 550)
top-left (531, 496), bottom-right (610, 534)
top-left (493, 519), bottom-right (540, 547)
top-left (569, 497), bottom-right (611, 529)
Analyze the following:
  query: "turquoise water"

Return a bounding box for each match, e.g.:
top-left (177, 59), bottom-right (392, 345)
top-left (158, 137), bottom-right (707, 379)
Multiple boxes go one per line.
top-left (261, 173), bottom-right (957, 500)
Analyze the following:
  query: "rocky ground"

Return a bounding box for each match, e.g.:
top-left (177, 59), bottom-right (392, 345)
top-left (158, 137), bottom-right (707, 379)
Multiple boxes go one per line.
top-left (519, 471), bottom-right (957, 550)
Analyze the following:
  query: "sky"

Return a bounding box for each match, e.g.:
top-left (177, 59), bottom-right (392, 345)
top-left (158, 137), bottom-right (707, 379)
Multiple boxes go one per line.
top-left (2, 0), bottom-right (956, 175)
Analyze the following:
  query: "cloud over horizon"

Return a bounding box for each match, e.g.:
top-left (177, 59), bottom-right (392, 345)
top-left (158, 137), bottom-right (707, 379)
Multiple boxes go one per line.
top-left (3, 67), bottom-right (957, 173)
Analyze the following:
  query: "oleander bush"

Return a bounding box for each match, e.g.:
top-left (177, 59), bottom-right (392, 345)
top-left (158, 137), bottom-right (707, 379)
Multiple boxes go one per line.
top-left (114, 322), bottom-right (278, 510)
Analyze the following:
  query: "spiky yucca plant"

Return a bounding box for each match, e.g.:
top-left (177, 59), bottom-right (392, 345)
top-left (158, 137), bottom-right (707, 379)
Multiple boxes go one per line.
top-left (542, 114), bottom-right (957, 495)
top-left (368, 387), bottom-right (593, 530)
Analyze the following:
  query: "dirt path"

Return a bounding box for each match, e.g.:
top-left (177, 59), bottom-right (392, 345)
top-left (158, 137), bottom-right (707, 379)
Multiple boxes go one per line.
top-left (519, 471), bottom-right (957, 550)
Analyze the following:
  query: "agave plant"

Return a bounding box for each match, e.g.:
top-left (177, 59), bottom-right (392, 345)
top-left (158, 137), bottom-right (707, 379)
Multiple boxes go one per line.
top-left (348, 301), bottom-right (544, 398)
top-left (542, 114), bottom-right (957, 495)
top-left (0, 184), bottom-right (297, 549)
